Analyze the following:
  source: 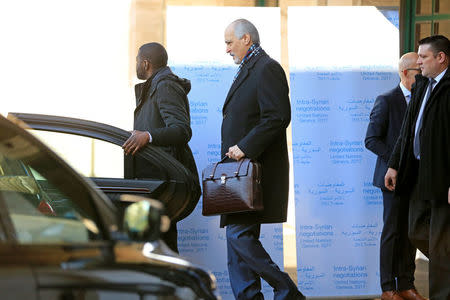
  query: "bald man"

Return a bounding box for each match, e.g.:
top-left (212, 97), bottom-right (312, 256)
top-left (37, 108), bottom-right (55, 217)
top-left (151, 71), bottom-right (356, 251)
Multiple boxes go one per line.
top-left (365, 53), bottom-right (426, 300)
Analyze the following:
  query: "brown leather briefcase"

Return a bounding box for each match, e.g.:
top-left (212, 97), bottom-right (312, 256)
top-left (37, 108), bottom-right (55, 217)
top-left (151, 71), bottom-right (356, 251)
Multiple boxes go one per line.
top-left (202, 157), bottom-right (263, 216)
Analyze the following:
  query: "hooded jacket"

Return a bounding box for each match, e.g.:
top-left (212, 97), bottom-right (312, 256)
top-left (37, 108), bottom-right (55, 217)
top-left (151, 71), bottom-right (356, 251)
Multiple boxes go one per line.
top-left (132, 66), bottom-right (199, 193)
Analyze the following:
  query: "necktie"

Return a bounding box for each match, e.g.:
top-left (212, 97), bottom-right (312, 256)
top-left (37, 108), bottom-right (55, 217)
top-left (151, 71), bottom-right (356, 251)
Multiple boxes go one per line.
top-left (405, 94), bottom-right (411, 104)
top-left (413, 78), bottom-right (436, 158)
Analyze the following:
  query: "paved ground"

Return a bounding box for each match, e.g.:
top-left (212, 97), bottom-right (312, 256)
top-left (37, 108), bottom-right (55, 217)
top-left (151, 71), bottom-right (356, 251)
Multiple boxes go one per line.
top-left (412, 258), bottom-right (429, 298)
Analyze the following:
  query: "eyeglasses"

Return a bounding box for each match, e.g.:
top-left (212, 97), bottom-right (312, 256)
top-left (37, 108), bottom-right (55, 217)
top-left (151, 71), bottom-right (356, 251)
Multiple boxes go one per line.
top-left (406, 68), bottom-right (421, 72)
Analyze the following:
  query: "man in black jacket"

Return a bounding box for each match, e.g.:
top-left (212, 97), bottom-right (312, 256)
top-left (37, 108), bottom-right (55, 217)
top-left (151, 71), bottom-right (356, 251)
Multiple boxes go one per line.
top-left (385, 35), bottom-right (450, 300)
top-left (122, 42), bottom-right (199, 253)
top-left (365, 52), bottom-right (426, 300)
top-left (221, 19), bottom-right (304, 300)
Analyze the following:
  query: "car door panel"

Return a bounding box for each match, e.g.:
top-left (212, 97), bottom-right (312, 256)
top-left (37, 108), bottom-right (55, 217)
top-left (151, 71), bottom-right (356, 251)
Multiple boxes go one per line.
top-left (35, 267), bottom-right (192, 300)
top-left (0, 267), bottom-right (37, 300)
top-left (91, 178), bottom-right (166, 199)
top-left (91, 177), bottom-right (167, 221)
top-left (7, 113), bottom-right (200, 222)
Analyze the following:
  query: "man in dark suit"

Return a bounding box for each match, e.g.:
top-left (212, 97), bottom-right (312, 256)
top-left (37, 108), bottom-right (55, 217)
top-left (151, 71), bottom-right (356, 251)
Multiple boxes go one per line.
top-left (122, 42), bottom-right (200, 253)
top-left (365, 52), bottom-right (427, 300)
top-left (385, 35), bottom-right (450, 300)
top-left (221, 19), bottom-right (304, 300)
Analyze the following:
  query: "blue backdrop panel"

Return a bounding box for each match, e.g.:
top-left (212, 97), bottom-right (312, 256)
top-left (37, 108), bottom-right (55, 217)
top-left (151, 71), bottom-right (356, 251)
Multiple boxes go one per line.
top-left (173, 64), bottom-right (284, 299)
top-left (288, 6), bottom-right (400, 298)
top-left (291, 70), bottom-right (397, 297)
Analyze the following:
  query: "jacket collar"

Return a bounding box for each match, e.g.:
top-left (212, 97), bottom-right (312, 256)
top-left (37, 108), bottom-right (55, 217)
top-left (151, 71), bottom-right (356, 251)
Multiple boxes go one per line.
top-left (414, 67), bottom-right (450, 88)
top-left (134, 66), bottom-right (171, 109)
top-left (223, 50), bottom-right (267, 112)
top-left (418, 67), bottom-right (450, 115)
top-left (149, 66), bottom-right (172, 96)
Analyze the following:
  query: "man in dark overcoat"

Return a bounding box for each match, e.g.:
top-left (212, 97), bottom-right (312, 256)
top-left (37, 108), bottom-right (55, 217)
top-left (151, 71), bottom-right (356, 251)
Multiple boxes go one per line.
top-left (221, 19), bottom-right (304, 300)
top-left (385, 35), bottom-right (450, 300)
top-left (365, 52), bottom-right (426, 300)
top-left (122, 42), bottom-right (199, 253)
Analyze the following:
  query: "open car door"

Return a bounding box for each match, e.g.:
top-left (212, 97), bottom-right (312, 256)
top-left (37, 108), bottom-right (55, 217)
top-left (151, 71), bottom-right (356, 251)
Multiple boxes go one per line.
top-left (7, 113), bottom-right (200, 222)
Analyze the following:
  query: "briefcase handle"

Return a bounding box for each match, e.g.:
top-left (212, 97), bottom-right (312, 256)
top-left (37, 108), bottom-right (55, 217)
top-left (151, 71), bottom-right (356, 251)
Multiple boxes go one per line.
top-left (209, 156), bottom-right (246, 179)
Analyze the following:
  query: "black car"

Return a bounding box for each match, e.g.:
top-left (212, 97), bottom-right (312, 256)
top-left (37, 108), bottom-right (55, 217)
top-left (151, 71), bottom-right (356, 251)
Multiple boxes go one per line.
top-left (0, 114), bottom-right (218, 300)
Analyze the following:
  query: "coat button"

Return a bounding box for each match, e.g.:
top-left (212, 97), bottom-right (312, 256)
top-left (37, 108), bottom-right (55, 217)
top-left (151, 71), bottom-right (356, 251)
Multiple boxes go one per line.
top-left (223, 114), bottom-right (227, 119)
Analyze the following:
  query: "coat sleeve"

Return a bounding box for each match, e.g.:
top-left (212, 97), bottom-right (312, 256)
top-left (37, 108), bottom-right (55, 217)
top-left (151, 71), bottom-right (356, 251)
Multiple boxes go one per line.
top-left (237, 61), bottom-right (291, 159)
top-left (365, 94), bottom-right (391, 162)
top-left (388, 98), bottom-right (413, 170)
top-left (149, 80), bottom-right (192, 146)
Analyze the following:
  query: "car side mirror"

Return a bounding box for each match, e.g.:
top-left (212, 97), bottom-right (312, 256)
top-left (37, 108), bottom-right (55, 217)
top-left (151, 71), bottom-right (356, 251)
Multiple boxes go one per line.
top-left (121, 195), bottom-right (170, 242)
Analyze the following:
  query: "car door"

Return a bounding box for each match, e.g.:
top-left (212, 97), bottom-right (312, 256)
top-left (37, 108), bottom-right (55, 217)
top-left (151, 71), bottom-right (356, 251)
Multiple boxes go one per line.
top-left (8, 113), bottom-right (199, 222)
top-left (0, 116), bottom-right (186, 300)
top-left (0, 211), bottom-right (37, 300)
top-left (0, 115), bottom-right (109, 299)
top-left (35, 267), bottom-right (187, 300)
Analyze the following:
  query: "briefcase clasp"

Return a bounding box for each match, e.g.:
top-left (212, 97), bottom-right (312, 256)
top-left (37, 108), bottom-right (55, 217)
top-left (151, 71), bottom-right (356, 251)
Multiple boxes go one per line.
top-left (221, 175), bottom-right (226, 184)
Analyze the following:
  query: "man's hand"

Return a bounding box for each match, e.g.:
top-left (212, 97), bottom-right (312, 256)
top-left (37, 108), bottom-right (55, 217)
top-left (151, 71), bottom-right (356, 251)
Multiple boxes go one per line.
top-left (384, 167), bottom-right (398, 191)
top-left (122, 130), bottom-right (150, 155)
top-left (226, 145), bottom-right (245, 161)
top-left (448, 187), bottom-right (449, 205)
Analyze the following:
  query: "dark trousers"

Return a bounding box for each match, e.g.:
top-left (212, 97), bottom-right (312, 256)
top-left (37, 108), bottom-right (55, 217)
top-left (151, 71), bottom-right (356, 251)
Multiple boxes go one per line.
top-left (226, 224), bottom-right (304, 300)
top-left (408, 184), bottom-right (450, 300)
top-left (161, 221), bottom-right (178, 253)
top-left (379, 190), bottom-right (416, 291)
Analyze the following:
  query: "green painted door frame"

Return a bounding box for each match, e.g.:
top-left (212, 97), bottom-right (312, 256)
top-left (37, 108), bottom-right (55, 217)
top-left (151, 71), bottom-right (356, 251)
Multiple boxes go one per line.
top-left (256, 0), bottom-right (266, 6)
top-left (401, 0), bottom-right (450, 54)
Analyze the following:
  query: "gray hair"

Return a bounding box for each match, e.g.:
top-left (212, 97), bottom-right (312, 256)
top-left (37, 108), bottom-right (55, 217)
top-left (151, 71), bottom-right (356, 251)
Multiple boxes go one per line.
top-left (231, 19), bottom-right (260, 44)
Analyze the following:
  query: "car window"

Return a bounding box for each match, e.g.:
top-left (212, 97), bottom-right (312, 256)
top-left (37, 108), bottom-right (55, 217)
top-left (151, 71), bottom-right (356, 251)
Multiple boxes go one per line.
top-left (28, 130), bottom-right (124, 178)
top-left (0, 138), bottom-right (102, 244)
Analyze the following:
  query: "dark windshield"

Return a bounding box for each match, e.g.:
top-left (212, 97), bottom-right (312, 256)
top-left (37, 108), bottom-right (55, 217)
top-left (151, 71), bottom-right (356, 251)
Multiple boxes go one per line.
top-left (0, 120), bottom-right (103, 243)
